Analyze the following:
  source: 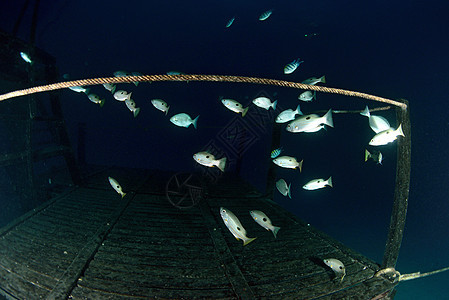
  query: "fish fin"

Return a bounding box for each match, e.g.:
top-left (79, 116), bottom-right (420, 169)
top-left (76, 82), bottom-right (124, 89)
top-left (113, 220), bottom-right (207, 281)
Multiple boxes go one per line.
top-left (297, 159), bottom-right (304, 172)
top-left (295, 104), bottom-right (303, 116)
top-left (83, 88), bottom-right (90, 95)
top-left (272, 100), bottom-right (277, 110)
top-left (340, 272), bottom-right (345, 283)
top-left (192, 115), bottom-right (199, 129)
top-left (396, 124), bottom-right (405, 137)
top-left (323, 109), bottom-right (334, 128)
top-left (287, 183), bottom-right (292, 199)
top-left (320, 75), bottom-right (326, 83)
top-left (360, 105), bottom-right (370, 117)
top-left (243, 237), bottom-right (257, 246)
top-left (313, 91), bottom-right (316, 100)
top-left (217, 157), bottom-right (226, 172)
top-left (133, 81), bottom-right (139, 86)
top-left (127, 92), bottom-right (132, 101)
top-left (99, 99), bottom-right (105, 108)
top-left (327, 176), bottom-right (333, 187)
top-left (242, 107), bottom-right (249, 117)
top-left (166, 106), bottom-right (170, 115)
top-left (133, 107), bottom-right (140, 118)
top-left (272, 226), bottom-right (281, 238)
top-left (111, 86), bottom-right (116, 94)
top-left (121, 193), bottom-right (126, 199)
top-left (365, 149), bottom-right (370, 161)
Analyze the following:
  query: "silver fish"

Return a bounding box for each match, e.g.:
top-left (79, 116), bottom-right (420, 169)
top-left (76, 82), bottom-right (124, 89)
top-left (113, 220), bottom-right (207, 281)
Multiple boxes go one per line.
top-left (302, 75), bottom-right (326, 85)
top-left (103, 83), bottom-right (116, 94)
top-left (108, 177), bottom-right (126, 198)
top-left (69, 86), bottom-right (90, 94)
top-left (253, 96), bottom-right (277, 110)
top-left (249, 210), bottom-right (281, 238)
top-left (323, 258), bottom-right (346, 282)
top-left (286, 109), bottom-right (333, 133)
top-left (166, 71), bottom-right (185, 75)
top-left (20, 52), bottom-right (33, 64)
top-left (284, 58), bottom-right (304, 74)
top-left (113, 70), bottom-right (131, 77)
top-left (303, 177), bottom-right (333, 190)
top-left (276, 179), bottom-right (291, 198)
top-left (275, 105), bottom-right (303, 123)
top-left (298, 91), bottom-right (316, 102)
top-left (151, 99), bottom-right (170, 115)
top-left (222, 99), bottom-right (248, 116)
top-left (259, 10), bottom-right (272, 21)
top-left (113, 90), bottom-right (132, 101)
top-left (193, 151), bottom-right (226, 172)
top-left (360, 106), bottom-right (391, 133)
top-left (87, 94), bottom-right (105, 107)
top-left (273, 156), bottom-right (303, 171)
top-left (369, 124), bottom-right (404, 146)
top-left (220, 207), bottom-right (256, 246)
top-left (170, 113), bottom-right (199, 129)
top-left (125, 99), bottom-right (140, 117)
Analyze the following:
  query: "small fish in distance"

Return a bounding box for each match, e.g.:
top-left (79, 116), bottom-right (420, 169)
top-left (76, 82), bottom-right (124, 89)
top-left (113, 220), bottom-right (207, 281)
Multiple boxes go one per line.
top-left (259, 10), bottom-right (273, 21)
top-left (323, 258), bottom-right (346, 282)
top-left (221, 99), bottom-right (249, 117)
top-left (108, 177), bottom-right (126, 198)
top-left (69, 86), bottom-right (90, 94)
top-left (298, 91), bottom-right (316, 102)
top-left (151, 99), bottom-right (170, 115)
top-left (284, 58), bottom-right (304, 74)
top-left (113, 90), bottom-right (132, 101)
top-left (286, 109), bottom-right (333, 133)
top-left (303, 177), bottom-right (333, 190)
top-left (253, 96), bottom-right (277, 110)
top-left (20, 52), bottom-right (33, 64)
top-left (226, 17), bottom-right (235, 28)
top-left (193, 151), bottom-right (226, 172)
top-left (125, 98), bottom-right (140, 117)
top-left (250, 210), bottom-right (281, 238)
top-left (270, 147), bottom-right (282, 159)
top-left (302, 75), bottom-right (326, 85)
top-left (276, 179), bottom-right (291, 198)
top-left (365, 149), bottom-right (383, 164)
top-left (87, 94), bottom-right (105, 107)
top-left (369, 124), bottom-right (404, 146)
top-left (273, 156), bottom-right (303, 171)
top-left (220, 207), bottom-right (256, 246)
top-left (103, 83), bottom-right (116, 94)
top-left (276, 105), bottom-right (303, 123)
top-left (170, 113), bottom-right (199, 129)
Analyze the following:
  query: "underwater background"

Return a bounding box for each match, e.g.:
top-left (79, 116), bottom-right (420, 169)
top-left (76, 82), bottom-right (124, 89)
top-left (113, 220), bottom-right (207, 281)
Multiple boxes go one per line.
top-left (0, 0), bottom-right (448, 299)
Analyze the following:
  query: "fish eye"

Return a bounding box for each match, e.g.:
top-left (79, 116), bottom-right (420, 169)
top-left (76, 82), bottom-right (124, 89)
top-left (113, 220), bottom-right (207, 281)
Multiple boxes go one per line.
top-left (237, 227), bottom-right (241, 231)
top-left (235, 103), bottom-right (240, 106)
top-left (317, 180), bottom-right (321, 183)
top-left (263, 218), bottom-right (267, 222)
top-left (339, 266), bottom-right (343, 269)
top-left (206, 155), bottom-right (209, 158)
top-left (306, 116), bottom-right (311, 120)
top-left (116, 185), bottom-right (120, 188)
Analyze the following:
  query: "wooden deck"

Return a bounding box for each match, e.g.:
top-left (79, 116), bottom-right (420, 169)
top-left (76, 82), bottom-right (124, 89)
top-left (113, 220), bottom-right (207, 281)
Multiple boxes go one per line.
top-left (0, 167), bottom-right (397, 299)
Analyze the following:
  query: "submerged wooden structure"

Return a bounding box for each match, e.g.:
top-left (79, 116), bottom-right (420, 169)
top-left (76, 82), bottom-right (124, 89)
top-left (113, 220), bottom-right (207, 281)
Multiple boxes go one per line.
top-left (0, 167), bottom-right (399, 299)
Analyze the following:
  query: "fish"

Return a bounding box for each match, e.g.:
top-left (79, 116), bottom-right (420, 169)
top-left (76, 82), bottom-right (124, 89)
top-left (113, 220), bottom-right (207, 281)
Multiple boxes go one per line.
top-left (286, 109), bottom-right (333, 133)
top-left (275, 105), bottom-right (303, 123)
top-left (221, 99), bottom-right (249, 116)
top-left (270, 147), bottom-right (282, 158)
top-left (249, 210), bottom-right (281, 238)
top-left (20, 52), bottom-right (33, 64)
top-left (151, 99), bottom-right (170, 115)
top-left (303, 177), bottom-right (333, 190)
top-left (259, 10), bottom-right (273, 21)
top-left (302, 75), bottom-right (326, 85)
top-left (276, 179), bottom-right (291, 198)
top-left (323, 258), bottom-right (346, 282)
top-left (108, 177), bottom-right (126, 198)
top-left (369, 124), bottom-right (404, 146)
top-left (220, 207), bottom-right (256, 246)
top-left (113, 90), bottom-right (132, 101)
top-left (284, 58), bottom-right (304, 74)
top-left (170, 113), bottom-right (199, 129)
top-left (193, 151), bottom-right (226, 172)
top-left (273, 156), bottom-right (303, 171)
top-left (102, 83), bottom-right (116, 94)
top-left (68, 86), bottom-right (90, 94)
top-left (166, 71), bottom-right (185, 75)
top-left (125, 98), bottom-right (140, 117)
top-left (298, 91), bottom-right (316, 102)
top-left (87, 94), bottom-right (105, 107)
top-left (252, 96), bottom-right (277, 110)
top-left (226, 17), bottom-right (235, 28)
top-left (365, 149), bottom-right (383, 164)
top-left (360, 106), bottom-right (391, 133)
top-left (113, 70), bottom-right (131, 77)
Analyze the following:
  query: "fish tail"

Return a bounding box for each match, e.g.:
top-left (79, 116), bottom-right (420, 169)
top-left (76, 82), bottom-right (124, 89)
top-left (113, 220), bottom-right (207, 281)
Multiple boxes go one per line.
top-left (192, 115), bottom-right (200, 129)
top-left (360, 105), bottom-right (370, 117)
top-left (272, 226), bottom-right (281, 238)
top-left (296, 104), bottom-right (303, 115)
top-left (323, 109), bottom-right (334, 128)
top-left (297, 159), bottom-right (304, 172)
top-left (217, 157), bottom-right (227, 172)
top-left (243, 237), bottom-right (257, 246)
top-left (320, 75), bottom-right (326, 83)
top-left (313, 91), bottom-right (316, 100)
top-left (396, 124), bottom-right (405, 137)
top-left (121, 192), bottom-right (126, 199)
top-left (99, 98), bottom-right (105, 108)
top-left (287, 183), bottom-right (292, 199)
top-left (133, 107), bottom-right (141, 118)
top-left (272, 100), bottom-right (277, 110)
top-left (127, 92), bottom-right (132, 101)
top-left (83, 88), bottom-right (90, 95)
top-left (327, 176), bottom-right (333, 188)
top-left (133, 81), bottom-right (139, 87)
top-left (365, 149), bottom-right (371, 161)
top-left (242, 106), bottom-right (249, 117)
top-left (111, 85), bottom-right (116, 94)
top-left (166, 106), bottom-right (170, 115)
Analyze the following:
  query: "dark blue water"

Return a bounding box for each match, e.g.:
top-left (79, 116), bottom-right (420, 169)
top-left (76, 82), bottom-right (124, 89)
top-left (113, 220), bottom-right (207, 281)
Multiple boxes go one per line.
top-left (1, 0), bottom-right (449, 298)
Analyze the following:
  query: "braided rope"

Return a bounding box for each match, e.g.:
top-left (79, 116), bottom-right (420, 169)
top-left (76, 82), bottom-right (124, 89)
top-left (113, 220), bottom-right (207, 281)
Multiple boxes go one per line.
top-left (0, 74), bottom-right (407, 110)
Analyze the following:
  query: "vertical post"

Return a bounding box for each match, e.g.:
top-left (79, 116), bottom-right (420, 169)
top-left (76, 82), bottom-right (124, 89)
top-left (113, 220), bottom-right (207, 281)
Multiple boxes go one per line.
top-left (382, 100), bottom-right (411, 268)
